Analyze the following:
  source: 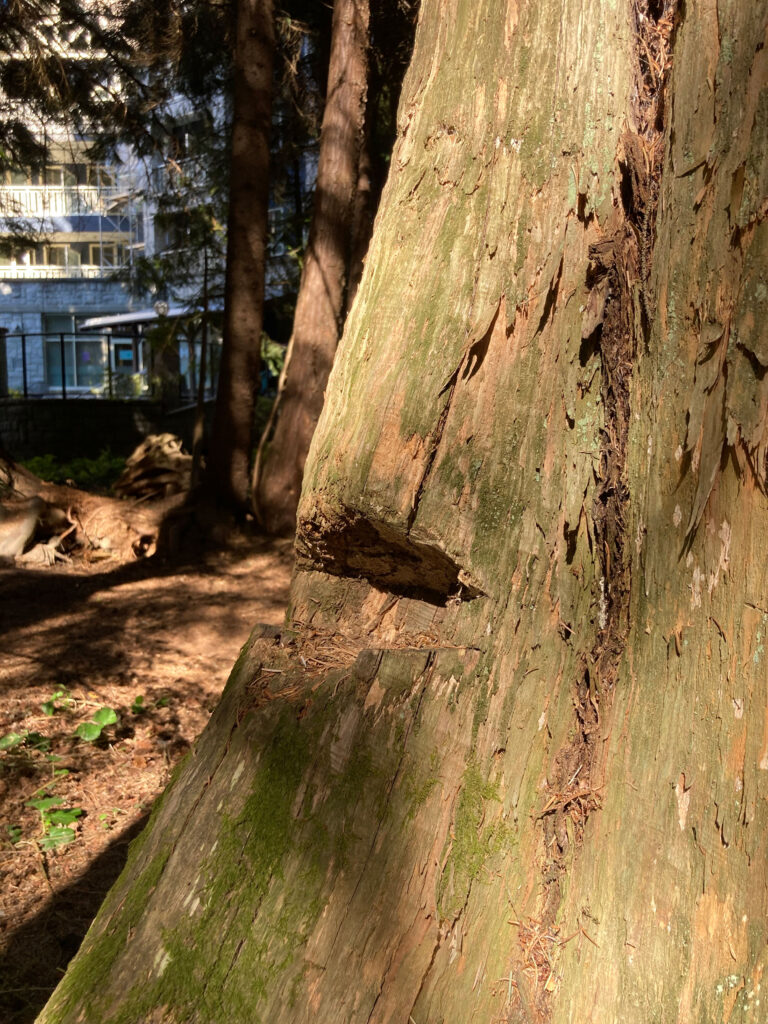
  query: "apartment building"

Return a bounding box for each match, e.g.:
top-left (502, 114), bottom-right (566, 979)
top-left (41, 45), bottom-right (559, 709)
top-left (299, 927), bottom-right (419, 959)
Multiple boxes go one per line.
top-left (0, 12), bottom-right (314, 403)
top-left (0, 137), bottom-right (148, 395)
top-left (0, 3), bottom-right (156, 397)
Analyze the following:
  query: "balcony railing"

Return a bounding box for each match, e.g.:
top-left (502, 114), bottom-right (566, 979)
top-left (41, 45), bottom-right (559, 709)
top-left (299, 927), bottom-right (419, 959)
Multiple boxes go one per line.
top-left (0, 263), bottom-right (107, 280)
top-left (0, 185), bottom-right (129, 219)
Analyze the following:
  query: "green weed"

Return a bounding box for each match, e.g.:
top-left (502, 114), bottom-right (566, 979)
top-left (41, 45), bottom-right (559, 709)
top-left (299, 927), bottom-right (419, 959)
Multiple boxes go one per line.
top-left (26, 795), bottom-right (83, 850)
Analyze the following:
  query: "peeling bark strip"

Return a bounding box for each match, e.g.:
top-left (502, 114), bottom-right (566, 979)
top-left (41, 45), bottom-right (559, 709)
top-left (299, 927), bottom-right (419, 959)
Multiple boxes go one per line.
top-left (528, 3), bottom-right (681, 1018)
top-left (588, 0), bottom-right (679, 649)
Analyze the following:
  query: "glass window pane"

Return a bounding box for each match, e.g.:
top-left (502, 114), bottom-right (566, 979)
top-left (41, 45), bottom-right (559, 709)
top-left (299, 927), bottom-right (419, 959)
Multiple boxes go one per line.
top-left (75, 340), bottom-right (106, 388)
top-left (45, 246), bottom-right (81, 268)
top-left (42, 314), bottom-right (75, 333)
top-left (114, 343), bottom-right (133, 369)
top-left (45, 340), bottom-right (75, 388)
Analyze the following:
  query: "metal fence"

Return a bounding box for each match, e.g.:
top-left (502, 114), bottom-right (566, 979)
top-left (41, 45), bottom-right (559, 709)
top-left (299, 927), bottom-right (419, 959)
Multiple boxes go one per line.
top-left (0, 331), bottom-right (221, 405)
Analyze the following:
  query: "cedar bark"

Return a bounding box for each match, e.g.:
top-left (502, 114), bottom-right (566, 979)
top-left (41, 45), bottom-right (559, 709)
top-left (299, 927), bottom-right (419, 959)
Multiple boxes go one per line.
top-left (252, 0), bottom-right (370, 535)
top-left (39, 1), bottom-right (768, 1022)
top-left (205, 0), bottom-right (273, 512)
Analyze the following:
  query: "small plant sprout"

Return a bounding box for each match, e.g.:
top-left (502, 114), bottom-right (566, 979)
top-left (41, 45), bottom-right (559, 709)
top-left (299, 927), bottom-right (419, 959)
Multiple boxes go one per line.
top-left (25, 795), bottom-right (83, 850)
top-left (131, 695), bottom-right (146, 715)
top-left (41, 688), bottom-right (75, 716)
top-left (25, 732), bottom-right (51, 752)
top-left (75, 706), bottom-right (119, 743)
top-left (0, 730), bottom-right (51, 753)
top-left (0, 731), bottom-right (25, 752)
top-left (98, 807), bottom-right (126, 831)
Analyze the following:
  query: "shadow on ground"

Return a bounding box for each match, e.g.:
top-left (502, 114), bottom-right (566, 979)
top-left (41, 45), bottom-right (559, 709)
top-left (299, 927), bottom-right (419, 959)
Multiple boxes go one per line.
top-left (0, 536), bottom-right (293, 694)
top-left (0, 533), bottom-right (293, 1021)
top-left (0, 813), bottom-right (149, 1024)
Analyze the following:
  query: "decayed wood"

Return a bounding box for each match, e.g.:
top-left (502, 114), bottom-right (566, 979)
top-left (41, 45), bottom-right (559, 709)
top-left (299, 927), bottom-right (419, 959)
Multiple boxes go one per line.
top-left (113, 434), bottom-right (192, 502)
top-left (38, 1), bottom-right (768, 1022)
top-left (0, 496), bottom-right (68, 559)
top-left (1, 456), bottom-right (182, 562)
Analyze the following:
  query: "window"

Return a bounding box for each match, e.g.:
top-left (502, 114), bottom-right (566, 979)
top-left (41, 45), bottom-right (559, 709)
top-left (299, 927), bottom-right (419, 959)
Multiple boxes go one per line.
top-left (170, 119), bottom-right (206, 160)
top-left (43, 165), bottom-right (77, 188)
top-left (155, 211), bottom-right (191, 252)
top-left (86, 165), bottom-right (115, 188)
top-left (0, 248), bottom-right (34, 267)
top-left (3, 168), bottom-right (29, 185)
top-left (45, 245), bottom-right (82, 269)
top-left (43, 314), bottom-right (76, 335)
top-left (89, 243), bottom-right (126, 269)
top-left (114, 343), bottom-right (134, 370)
top-left (43, 315), bottom-right (107, 390)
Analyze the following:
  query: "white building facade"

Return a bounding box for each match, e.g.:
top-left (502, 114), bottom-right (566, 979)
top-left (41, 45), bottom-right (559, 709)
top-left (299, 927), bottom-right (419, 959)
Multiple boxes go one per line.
top-left (0, 138), bottom-right (149, 396)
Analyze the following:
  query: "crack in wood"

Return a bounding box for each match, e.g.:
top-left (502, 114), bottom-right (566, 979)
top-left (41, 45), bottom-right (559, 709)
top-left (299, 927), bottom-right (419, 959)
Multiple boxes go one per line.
top-left (515, 6), bottom-right (682, 1022)
top-left (297, 507), bottom-right (486, 604)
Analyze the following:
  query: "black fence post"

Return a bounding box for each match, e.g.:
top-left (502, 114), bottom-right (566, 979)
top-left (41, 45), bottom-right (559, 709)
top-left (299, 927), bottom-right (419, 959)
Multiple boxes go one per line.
top-left (59, 332), bottom-right (67, 399)
top-left (21, 334), bottom-right (28, 398)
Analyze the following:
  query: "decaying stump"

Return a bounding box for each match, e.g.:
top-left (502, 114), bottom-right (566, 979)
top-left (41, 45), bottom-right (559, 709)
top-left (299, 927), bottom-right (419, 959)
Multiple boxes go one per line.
top-left (0, 496), bottom-right (73, 561)
top-left (113, 434), bottom-right (193, 503)
top-left (0, 454), bottom-right (183, 565)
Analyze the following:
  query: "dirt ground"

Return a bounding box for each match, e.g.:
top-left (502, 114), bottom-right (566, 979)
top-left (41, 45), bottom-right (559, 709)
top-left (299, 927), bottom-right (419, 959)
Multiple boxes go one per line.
top-left (0, 535), bottom-right (293, 1023)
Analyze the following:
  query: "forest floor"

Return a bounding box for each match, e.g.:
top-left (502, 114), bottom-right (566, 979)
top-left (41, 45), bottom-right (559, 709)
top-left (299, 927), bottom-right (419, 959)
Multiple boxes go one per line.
top-left (0, 533), bottom-right (293, 1024)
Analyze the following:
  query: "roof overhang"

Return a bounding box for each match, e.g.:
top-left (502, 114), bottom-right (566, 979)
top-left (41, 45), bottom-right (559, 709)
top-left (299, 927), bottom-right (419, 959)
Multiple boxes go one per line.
top-left (78, 303), bottom-right (221, 332)
top-left (78, 306), bottom-right (188, 331)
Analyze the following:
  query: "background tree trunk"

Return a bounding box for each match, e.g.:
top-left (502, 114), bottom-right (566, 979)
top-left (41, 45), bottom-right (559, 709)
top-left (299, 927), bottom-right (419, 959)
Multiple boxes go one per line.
top-left (39, 1), bottom-right (768, 1022)
top-left (345, 89), bottom-right (379, 309)
top-left (205, 0), bottom-right (274, 512)
top-left (252, 0), bottom-right (370, 535)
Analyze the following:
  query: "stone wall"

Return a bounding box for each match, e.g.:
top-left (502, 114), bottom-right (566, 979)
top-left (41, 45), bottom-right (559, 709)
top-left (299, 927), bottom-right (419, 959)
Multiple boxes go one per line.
top-left (0, 398), bottom-right (211, 461)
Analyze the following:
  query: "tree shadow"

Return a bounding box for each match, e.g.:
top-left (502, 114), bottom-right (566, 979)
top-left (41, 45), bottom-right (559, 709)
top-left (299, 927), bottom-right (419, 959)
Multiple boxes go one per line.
top-left (0, 534), bottom-right (293, 692)
top-left (0, 530), bottom-right (289, 634)
top-left (0, 813), bottom-right (149, 1024)
top-left (0, 529), bottom-right (293, 1021)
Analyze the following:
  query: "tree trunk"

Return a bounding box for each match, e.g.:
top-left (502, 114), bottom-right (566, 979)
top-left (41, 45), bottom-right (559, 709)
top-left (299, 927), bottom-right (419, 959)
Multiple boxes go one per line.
top-left (205, 0), bottom-right (273, 512)
top-left (346, 107), bottom-right (374, 308)
top-left (190, 251), bottom-right (211, 493)
top-left (253, 0), bottom-right (370, 535)
top-left (39, 1), bottom-right (768, 1022)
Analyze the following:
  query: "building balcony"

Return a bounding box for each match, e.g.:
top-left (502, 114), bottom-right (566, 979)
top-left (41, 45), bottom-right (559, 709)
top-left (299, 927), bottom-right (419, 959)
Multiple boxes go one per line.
top-left (0, 263), bottom-right (111, 280)
top-left (0, 185), bottom-right (132, 219)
